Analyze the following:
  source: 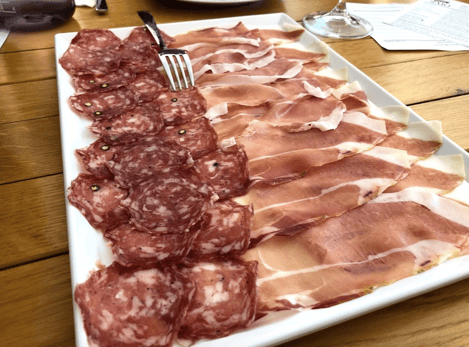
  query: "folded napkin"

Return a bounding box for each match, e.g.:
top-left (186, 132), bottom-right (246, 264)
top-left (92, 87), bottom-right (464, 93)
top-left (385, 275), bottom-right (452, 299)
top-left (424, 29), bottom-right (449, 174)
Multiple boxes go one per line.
top-left (75, 0), bottom-right (96, 7)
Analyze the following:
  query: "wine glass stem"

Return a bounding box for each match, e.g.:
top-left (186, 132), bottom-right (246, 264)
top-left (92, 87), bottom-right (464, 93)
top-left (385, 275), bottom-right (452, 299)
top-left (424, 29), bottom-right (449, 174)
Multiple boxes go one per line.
top-left (331, 0), bottom-right (347, 15)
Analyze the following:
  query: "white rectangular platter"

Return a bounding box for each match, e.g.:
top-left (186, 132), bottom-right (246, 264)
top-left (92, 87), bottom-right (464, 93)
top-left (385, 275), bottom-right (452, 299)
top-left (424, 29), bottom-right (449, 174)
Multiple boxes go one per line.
top-left (55, 12), bottom-right (469, 347)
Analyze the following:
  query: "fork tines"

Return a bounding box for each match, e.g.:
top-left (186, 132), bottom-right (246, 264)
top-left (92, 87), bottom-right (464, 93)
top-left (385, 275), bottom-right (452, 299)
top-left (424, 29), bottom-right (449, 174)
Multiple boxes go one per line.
top-left (159, 49), bottom-right (195, 91)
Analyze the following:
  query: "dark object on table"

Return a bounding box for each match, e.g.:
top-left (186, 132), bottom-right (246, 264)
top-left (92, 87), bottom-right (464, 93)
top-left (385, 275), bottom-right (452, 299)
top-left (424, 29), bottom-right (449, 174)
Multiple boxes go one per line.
top-left (0, 0), bottom-right (75, 32)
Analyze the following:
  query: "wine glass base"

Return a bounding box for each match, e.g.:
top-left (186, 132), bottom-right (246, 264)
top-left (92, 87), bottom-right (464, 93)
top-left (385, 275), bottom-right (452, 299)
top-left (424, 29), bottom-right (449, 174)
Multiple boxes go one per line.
top-left (303, 12), bottom-right (373, 39)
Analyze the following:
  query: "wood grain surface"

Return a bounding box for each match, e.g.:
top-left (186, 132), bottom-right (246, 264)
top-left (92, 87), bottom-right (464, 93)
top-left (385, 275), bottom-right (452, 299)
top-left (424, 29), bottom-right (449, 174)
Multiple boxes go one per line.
top-left (1, 1), bottom-right (469, 346)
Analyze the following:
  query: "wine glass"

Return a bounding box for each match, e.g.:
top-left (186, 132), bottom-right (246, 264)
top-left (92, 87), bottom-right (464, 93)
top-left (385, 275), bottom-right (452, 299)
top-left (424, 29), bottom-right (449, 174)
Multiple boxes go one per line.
top-left (303, 0), bottom-right (373, 39)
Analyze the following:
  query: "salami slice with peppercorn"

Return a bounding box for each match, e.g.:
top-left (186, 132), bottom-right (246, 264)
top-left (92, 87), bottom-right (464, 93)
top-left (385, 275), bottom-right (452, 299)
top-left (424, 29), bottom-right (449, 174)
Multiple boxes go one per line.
top-left (70, 28), bottom-right (122, 51)
top-left (76, 139), bottom-right (120, 179)
top-left (195, 143), bottom-right (250, 199)
top-left (189, 200), bottom-right (253, 259)
top-left (72, 64), bottom-right (137, 93)
top-left (150, 87), bottom-right (207, 125)
top-left (68, 174), bottom-right (129, 232)
top-left (74, 261), bottom-right (195, 347)
top-left (177, 257), bottom-right (258, 343)
top-left (105, 222), bottom-right (201, 267)
top-left (69, 87), bottom-right (138, 120)
top-left (127, 69), bottom-right (168, 103)
top-left (88, 104), bottom-right (164, 145)
top-left (59, 44), bottom-right (121, 76)
top-left (158, 117), bottom-right (218, 159)
top-left (120, 169), bottom-right (217, 234)
top-left (107, 137), bottom-right (194, 188)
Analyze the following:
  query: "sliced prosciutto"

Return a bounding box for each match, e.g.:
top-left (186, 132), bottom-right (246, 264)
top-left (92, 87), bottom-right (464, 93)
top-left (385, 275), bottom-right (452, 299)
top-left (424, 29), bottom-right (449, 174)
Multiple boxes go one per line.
top-left (120, 169), bottom-right (216, 234)
top-left (76, 139), bottom-right (120, 179)
top-left (189, 200), bottom-right (253, 259)
top-left (244, 187), bottom-right (469, 311)
top-left (236, 111), bottom-right (388, 184)
top-left (177, 258), bottom-right (258, 343)
top-left (69, 87), bottom-right (138, 120)
top-left (89, 104), bottom-right (164, 145)
top-left (157, 117), bottom-right (218, 159)
top-left (68, 174), bottom-right (129, 232)
top-left (235, 146), bottom-right (411, 246)
top-left (74, 262), bottom-right (194, 347)
top-left (107, 137), bottom-right (193, 188)
top-left (195, 144), bottom-right (250, 200)
top-left (105, 222), bottom-right (201, 266)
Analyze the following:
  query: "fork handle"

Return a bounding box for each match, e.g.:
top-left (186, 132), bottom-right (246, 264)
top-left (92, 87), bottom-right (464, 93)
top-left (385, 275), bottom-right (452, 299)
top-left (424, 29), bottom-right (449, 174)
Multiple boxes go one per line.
top-left (137, 11), bottom-right (168, 50)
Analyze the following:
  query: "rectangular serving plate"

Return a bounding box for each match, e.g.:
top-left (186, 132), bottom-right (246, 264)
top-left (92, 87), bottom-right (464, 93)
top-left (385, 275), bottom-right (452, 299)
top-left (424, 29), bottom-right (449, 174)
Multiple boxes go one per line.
top-left (55, 12), bottom-right (469, 347)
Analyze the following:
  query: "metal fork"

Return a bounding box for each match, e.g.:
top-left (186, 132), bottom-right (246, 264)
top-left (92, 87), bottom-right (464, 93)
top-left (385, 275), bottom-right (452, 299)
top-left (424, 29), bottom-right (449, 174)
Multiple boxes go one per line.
top-left (137, 11), bottom-right (195, 91)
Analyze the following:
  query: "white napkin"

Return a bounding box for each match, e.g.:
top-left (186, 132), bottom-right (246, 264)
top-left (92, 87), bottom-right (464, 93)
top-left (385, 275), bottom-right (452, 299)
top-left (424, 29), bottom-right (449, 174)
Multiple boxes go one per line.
top-left (75, 0), bottom-right (96, 7)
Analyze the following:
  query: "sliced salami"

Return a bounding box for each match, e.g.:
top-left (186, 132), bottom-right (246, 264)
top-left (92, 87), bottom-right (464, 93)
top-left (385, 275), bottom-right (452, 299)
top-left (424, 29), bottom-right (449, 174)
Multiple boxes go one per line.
top-left (189, 200), bottom-right (253, 259)
top-left (121, 169), bottom-right (217, 234)
top-left (70, 28), bottom-right (122, 51)
top-left (107, 137), bottom-right (193, 188)
top-left (68, 174), bottom-right (129, 232)
top-left (178, 257), bottom-right (258, 343)
top-left (72, 65), bottom-right (137, 93)
top-left (119, 41), bottom-right (161, 73)
top-left (74, 262), bottom-right (195, 347)
top-left (76, 139), bottom-right (120, 179)
top-left (125, 26), bottom-right (175, 47)
top-left (127, 69), bottom-right (168, 103)
top-left (89, 104), bottom-right (164, 145)
top-left (59, 44), bottom-right (121, 76)
top-left (195, 144), bottom-right (250, 199)
top-left (149, 87), bottom-right (207, 125)
top-left (157, 117), bottom-right (218, 159)
top-left (105, 222), bottom-right (201, 267)
top-left (70, 87), bottom-right (138, 120)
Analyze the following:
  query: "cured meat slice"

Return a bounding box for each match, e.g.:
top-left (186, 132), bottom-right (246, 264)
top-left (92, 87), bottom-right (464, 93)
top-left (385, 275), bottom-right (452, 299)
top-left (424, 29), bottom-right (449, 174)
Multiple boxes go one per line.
top-left (250, 26), bottom-right (305, 43)
top-left (127, 69), bottom-right (168, 103)
top-left (189, 40), bottom-right (273, 63)
top-left (273, 47), bottom-right (328, 72)
top-left (76, 139), bottom-right (120, 179)
top-left (72, 64), bottom-right (137, 93)
top-left (119, 41), bottom-right (161, 73)
top-left (189, 200), bottom-right (253, 258)
top-left (157, 117), bottom-right (218, 159)
top-left (379, 121), bottom-right (443, 163)
top-left (177, 258), bottom-right (258, 343)
top-left (124, 26), bottom-right (170, 46)
top-left (149, 87), bottom-right (207, 125)
top-left (68, 174), bottom-right (129, 231)
top-left (196, 58), bottom-right (304, 88)
top-left (193, 49), bottom-right (276, 80)
top-left (107, 137), bottom-right (193, 188)
top-left (236, 112), bottom-right (388, 184)
top-left (332, 82), bottom-right (370, 115)
top-left (70, 88), bottom-right (138, 120)
top-left (244, 189), bottom-right (469, 312)
top-left (169, 22), bottom-right (253, 49)
top-left (195, 144), bottom-right (250, 199)
top-left (59, 44), bottom-right (121, 76)
top-left (368, 104), bottom-right (409, 135)
top-left (385, 154), bottom-right (465, 194)
top-left (74, 262), bottom-right (195, 347)
top-left (259, 94), bottom-right (346, 132)
top-left (105, 222), bottom-right (201, 266)
top-left (235, 146), bottom-right (411, 246)
top-left (121, 169), bottom-right (217, 234)
top-left (70, 29), bottom-right (122, 51)
top-left (89, 104), bottom-right (164, 145)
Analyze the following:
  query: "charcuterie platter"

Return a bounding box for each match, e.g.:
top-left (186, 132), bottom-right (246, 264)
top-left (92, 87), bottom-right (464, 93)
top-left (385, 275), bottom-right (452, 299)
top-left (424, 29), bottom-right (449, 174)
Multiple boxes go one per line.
top-left (55, 12), bottom-right (469, 347)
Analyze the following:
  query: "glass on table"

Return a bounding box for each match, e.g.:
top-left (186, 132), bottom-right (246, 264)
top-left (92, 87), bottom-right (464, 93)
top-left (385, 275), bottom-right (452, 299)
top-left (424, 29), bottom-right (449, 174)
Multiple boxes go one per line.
top-left (303, 0), bottom-right (373, 39)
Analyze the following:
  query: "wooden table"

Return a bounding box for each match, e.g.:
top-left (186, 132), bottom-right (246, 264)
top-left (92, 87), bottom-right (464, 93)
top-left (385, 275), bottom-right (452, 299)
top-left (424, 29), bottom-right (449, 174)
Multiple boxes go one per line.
top-left (2, 0), bottom-right (469, 346)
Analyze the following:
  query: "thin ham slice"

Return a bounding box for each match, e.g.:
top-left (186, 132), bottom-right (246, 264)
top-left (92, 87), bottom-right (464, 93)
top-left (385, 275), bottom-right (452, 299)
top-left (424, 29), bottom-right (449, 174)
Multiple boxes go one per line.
top-left (74, 262), bottom-right (195, 347)
top-left (68, 174), bottom-right (129, 232)
top-left (236, 111), bottom-right (388, 184)
top-left (235, 146), bottom-right (411, 246)
top-left (177, 257), bottom-right (258, 343)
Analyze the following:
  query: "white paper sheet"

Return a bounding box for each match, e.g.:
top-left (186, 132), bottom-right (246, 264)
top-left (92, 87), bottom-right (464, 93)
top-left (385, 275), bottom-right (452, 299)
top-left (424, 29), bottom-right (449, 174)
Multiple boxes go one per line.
top-left (385, 0), bottom-right (469, 49)
top-left (347, 2), bottom-right (469, 51)
top-left (0, 28), bottom-right (9, 49)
